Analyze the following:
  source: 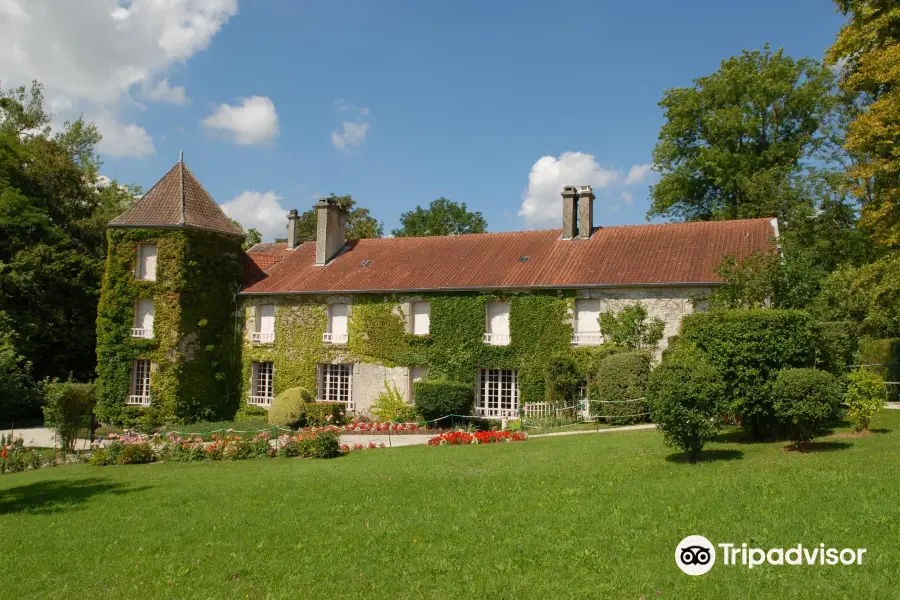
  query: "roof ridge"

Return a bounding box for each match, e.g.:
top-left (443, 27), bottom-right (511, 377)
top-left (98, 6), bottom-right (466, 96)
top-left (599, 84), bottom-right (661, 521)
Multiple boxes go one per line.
top-left (178, 150), bottom-right (185, 226)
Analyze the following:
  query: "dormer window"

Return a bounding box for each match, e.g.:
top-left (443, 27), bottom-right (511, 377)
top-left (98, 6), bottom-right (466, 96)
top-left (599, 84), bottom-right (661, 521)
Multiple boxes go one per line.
top-left (483, 301), bottom-right (510, 346)
top-left (131, 298), bottom-right (154, 339)
top-left (572, 299), bottom-right (603, 346)
top-left (323, 303), bottom-right (349, 344)
top-left (411, 301), bottom-right (430, 335)
top-left (136, 243), bottom-right (157, 281)
top-left (251, 304), bottom-right (275, 343)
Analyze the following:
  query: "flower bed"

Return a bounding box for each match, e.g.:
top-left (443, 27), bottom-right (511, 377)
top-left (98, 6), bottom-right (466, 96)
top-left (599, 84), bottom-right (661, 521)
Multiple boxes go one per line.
top-left (428, 430), bottom-right (528, 446)
top-left (340, 421), bottom-right (435, 435)
top-left (1, 435), bottom-right (45, 474)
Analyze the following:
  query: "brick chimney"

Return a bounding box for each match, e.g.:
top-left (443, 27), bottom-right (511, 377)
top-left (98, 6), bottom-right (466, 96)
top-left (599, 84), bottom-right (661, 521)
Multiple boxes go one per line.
top-left (561, 186), bottom-right (578, 239)
top-left (314, 197), bottom-right (347, 266)
top-left (577, 185), bottom-right (594, 239)
top-left (287, 209), bottom-right (301, 250)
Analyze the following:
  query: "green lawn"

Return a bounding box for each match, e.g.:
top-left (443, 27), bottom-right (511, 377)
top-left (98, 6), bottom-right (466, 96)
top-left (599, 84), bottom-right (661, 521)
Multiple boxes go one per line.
top-left (2, 413), bottom-right (899, 599)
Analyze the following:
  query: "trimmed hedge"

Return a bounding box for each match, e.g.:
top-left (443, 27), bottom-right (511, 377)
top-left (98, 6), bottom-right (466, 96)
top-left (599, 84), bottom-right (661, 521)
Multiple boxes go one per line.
top-left (679, 309), bottom-right (818, 438)
top-left (814, 321), bottom-right (858, 375)
top-left (772, 368), bottom-right (842, 447)
top-left (414, 379), bottom-right (475, 423)
top-left (647, 345), bottom-right (726, 462)
top-left (268, 387), bottom-right (313, 427)
top-left (589, 351), bottom-right (651, 425)
top-left (858, 338), bottom-right (900, 365)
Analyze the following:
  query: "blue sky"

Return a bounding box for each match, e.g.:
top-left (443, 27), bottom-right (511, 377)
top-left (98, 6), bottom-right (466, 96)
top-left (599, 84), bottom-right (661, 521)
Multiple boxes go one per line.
top-left (1, 1), bottom-right (846, 239)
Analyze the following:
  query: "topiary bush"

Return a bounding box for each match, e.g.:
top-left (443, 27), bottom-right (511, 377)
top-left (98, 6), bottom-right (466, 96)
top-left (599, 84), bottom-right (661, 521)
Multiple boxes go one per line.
top-left (589, 351), bottom-right (651, 425)
top-left (268, 387), bottom-right (313, 428)
top-left (42, 380), bottom-right (96, 453)
top-left (414, 379), bottom-right (475, 423)
top-left (647, 345), bottom-right (726, 463)
top-left (814, 321), bottom-right (859, 375)
top-left (545, 354), bottom-right (582, 408)
top-left (679, 309), bottom-right (819, 439)
top-left (845, 368), bottom-right (887, 432)
top-left (772, 368), bottom-right (842, 448)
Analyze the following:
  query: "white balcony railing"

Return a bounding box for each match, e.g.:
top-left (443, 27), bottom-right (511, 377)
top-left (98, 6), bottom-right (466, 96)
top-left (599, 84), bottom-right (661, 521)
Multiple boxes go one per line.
top-left (250, 332), bottom-right (275, 344)
top-left (482, 333), bottom-right (511, 346)
top-left (571, 333), bottom-right (603, 346)
top-left (248, 396), bottom-right (273, 407)
top-left (322, 332), bottom-right (349, 344)
top-left (125, 395), bottom-right (151, 406)
top-left (131, 328), bottom-right (154, 339)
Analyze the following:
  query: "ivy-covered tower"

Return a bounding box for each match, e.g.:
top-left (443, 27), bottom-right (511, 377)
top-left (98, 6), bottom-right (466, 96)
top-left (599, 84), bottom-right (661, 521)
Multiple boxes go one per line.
top-left (96, 154), bottom-right (246, 426)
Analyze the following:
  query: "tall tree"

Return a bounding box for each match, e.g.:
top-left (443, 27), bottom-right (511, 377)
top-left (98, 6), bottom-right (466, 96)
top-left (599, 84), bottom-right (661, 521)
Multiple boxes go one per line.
top-left (392, 198), bottom-right (487, 237)
top-left (826, 0), bottom-right (900, 246)
top-left (294, 194), bottom-right (383, 241)
top-left (648, 46), bottom-right (838, 222)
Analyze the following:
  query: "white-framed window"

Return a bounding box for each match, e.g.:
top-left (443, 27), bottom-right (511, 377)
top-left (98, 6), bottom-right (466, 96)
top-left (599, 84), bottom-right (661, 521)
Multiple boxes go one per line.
top-left (251, 304), bottom-right (276, 343)
top-left (131, 297), bottom-right (155, 339)
top-left (476, 368), bottom-right (518, 418)
top-left (572, 299), bottom-right (603, 346)
top-left (126, 359), bottom-right (151, 405)
top-left (411, 301), bottom-right (430, 335)
top-left (323, 303), bottom-right (349, 344)
top-left (483, 301), bottom-right (510, 346)
top-left (136, 243), bottom-right (157, 281)
top-left (249, 361), bottom-right (274, 406)
top-left (319, 363), bottom-right (353, 408)
top-left (409, 366), bottom-right (427, 401)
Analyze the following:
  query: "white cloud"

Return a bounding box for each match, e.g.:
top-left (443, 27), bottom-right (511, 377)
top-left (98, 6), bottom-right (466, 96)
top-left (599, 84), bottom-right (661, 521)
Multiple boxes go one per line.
top-left (145, 78), bottom-right (190, 105)
top-left (624, 163), bottom-right (653, 185)
top-left (620, 191), bottom-right (634, 205)
top-left (202, 96), bottom-right (279, 146)
top-left (92, 114), bottom-right (155, 158)
top-left (519, 152), bottom-right (619, 226)
top-left (0, 0), bottom-right (238, 158)
top-left (219, 190), bottom-right (288, 239)
top-left (331, 98), bottom-right (370, 151)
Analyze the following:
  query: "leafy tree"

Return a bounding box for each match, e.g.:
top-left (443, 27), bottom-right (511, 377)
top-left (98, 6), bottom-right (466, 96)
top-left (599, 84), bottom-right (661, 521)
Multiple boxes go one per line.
top-left (649, 46), bottom-right (837, 222)
top-left (295, 194), bottom-right (383, 241)
top-left (0, 327), bottom-right (39, 422)
top-left (244, 228), bottom-right (262, 249)
top-left (826, 0), bottom-right (900, 246)
top-left (598, 304), bottom-right (666, 351)
top-left (392, 198), bottom-right (487, 237)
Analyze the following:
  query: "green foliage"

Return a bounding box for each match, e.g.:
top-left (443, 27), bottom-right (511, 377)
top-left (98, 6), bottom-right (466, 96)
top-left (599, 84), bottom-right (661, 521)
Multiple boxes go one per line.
top-left (234, 404), bottom-right (269, 422)
top-left (590, 351), bottom-right (651, 425)
top-left (598, 303), bottom-right (665, 351)
top-left (414, 379), bottom-right (475, 422)
top-left (268, 387), bottom-right (313, 427)
top-left (649, 45), bottom-right (837, 222)
top-left (545, 354), bottom-right (581, 408)
top-left (845, 368), bottom-right (888, 432)
top-left (772, 368), bottom-right (843, 447)
top-left (392, 197), bottom-right (488, 237)
top-left (814, 321), bottom-right (859, 374)
top-left (679, 309), bottom-right (819, 438)
top-left (41, 380), bottom-right (96, 453)
top-left (647, 345), bottom-right (726, 462)
top-left (278, 430), bottom-right (341, 459)
top-left (857, 338), bottom-right (900, 366)
top-left (298, 402), bottom-right (347, 427)
top-left (815, 252), bottom-right (900, 338)
top-left (0, 329), bottom-right (39, 421)
top-left (370, 381), bottom-right (419, 422)
top-left (708, 251), bottom-right (779, 310)
top-left (293, 194), bottom-right (383, 241)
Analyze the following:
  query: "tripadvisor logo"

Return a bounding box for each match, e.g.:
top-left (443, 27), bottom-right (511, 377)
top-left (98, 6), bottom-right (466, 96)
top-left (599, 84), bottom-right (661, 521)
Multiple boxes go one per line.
top-left (675, 535), bottom-right (867, 576)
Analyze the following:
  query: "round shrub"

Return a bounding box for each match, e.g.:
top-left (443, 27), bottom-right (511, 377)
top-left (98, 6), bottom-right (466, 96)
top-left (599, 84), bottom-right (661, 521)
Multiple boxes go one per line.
top-left (772, 368), bottom-right (842, 447)
top-left (268, 387), bottom-right (313, 427)
top-left (647, 346), bottom-right (726, 463)
top-left (589, 351), bottom-right (650, 425)
top-left (845, 368), bottom-right (887, 432)
top-left (413, 379), bottom-right (475, 423)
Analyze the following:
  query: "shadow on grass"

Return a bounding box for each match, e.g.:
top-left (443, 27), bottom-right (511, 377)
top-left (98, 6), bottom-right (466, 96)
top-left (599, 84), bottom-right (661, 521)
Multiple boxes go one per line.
top-left (870, 428), bottom-right (892, 435)
top-left (665, 449), bottom-right (744, 464)
top-left (784, 441), bottom-right (853, 453)
top-left (0, 477), bottom-right (150, 515)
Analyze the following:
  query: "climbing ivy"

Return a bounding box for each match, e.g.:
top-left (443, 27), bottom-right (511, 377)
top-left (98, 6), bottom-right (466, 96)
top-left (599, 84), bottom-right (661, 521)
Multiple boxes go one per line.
top-left (96, 228), bottom-right (243, 426)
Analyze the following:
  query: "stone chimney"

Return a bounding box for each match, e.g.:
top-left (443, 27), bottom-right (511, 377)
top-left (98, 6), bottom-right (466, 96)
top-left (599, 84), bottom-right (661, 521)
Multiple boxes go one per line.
top-left (561, 186), bottom-right (578, 239)
top-left (314, 197), bottom-right (347, 266)
top-left (577, 185), bottom-right (594, 239)
top-left (287, 209), bottom-right (301, 250)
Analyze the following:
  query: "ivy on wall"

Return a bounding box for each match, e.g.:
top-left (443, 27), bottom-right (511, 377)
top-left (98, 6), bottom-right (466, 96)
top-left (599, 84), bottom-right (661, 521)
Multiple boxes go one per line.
top-left (96, 228), bottom-right (243, 426)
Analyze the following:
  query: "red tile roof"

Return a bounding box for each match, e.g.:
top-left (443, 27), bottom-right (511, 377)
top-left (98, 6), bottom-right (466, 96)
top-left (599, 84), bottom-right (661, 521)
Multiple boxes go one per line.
top-left (109, 159), bottom-right (244, 238)
top-left (240, 218), bottom-right (775, 294)
top-left (244, 242), bottom-right (292, 285)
